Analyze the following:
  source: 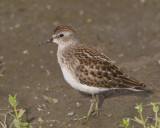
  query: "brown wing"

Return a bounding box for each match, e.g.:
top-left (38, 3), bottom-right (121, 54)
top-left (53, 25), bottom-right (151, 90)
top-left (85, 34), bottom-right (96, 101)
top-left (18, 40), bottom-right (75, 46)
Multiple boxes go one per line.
top-left (73, 44), bottom-right (145, 90)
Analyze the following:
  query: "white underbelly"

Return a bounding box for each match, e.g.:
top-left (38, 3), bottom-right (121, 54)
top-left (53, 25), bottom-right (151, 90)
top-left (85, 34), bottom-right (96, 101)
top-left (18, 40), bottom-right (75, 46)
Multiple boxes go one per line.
top-left (60, 66), bottom-right (108, 94)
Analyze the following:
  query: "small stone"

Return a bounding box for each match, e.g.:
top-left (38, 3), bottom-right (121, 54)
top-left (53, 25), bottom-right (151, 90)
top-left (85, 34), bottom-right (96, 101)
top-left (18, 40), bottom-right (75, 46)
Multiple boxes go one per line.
top-left (46, 5), bottom-right (51, 10)
top-left (38, 118), bottom-right (43, 123)
top-left (26, 86), bottom-right (29, 89)
top-left (158, 60), bottom-right (160, 64)
top-left (68, 111), bottom-right (75, 116)
top-left (37, 107), bottom-right (43, 111)
top-left (34, 96), bottom-right (38, 99)
top-left (46, 70), bottom-right (51, 76)
top-left (79, 10), bottom-right (84, 16)
top-left (43, 95), bottom-right (59, 104)
top-left (42, 104), bottom-right (47, 109)
top-left (22, 50), bottom-right (29, 55)
top-left (45, 87), bottom-right (49, 91)
top-left (49, 50), bottom-right (54, 54)
top-left (43, 95), bottom-right (53, 103)
top-left (15, 24), bottom-right (20, 28)
top-left (140, 0), bottom-right (146, 3)
top-left (47, 112), bottom-right (50, 114)
top-left (40, 65), bottom-right (44, 69)
top-left (76, 102), bottom-right (81, 107)
top-left (118, 53), bottom-right (124, 58)
top-left (53, 98), bottom-right (59, 104)
top-left (0, 56), bottom-right (3, 59)
top-left (9, 26), bottom-right (13, 30)
top-left (50, 124), bottom-right (53, 127)
top-left (68, 124), bottom-right (72, 127)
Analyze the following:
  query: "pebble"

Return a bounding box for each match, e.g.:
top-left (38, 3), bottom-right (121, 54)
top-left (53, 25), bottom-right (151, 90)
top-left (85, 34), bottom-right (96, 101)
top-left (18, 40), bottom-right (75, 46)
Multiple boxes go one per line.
top-left (45, 87), bottom-right (49, 91)
top-left (53, 98), bottom-right (59, 104)
top-left (46, 5), bottom-right (51, 10)
top-left (68, 124), bottom-right (72, 127)
top-left (26, 86), bottom-right (29, 89)
top-left (38, 118), bottom-right (43, 123)
top-left (42, 104), bottom-right (47, 109)
top-left (68, 111), bottom-right (75, 116)
top-left (43, 95), bottom-right (59, 104)
top-left (40, 65), bottom-right (44, 69)
top-left (46, 70), bottom-right (51, 76)
top-left (158, 60), bottom-right (160, 64)
top-left (140, 0), bottom-right (146, 3)
top-left (0, 56), bottom-right (3, 59)
top-left (15, 24), bottom-right (20, 29)
top-left (37, 107), bottom-right (43, 111)
top-left (118, 53), bottom-right (124, 58)
top-left (34, 96), bottom-right (38, 99)
top-left (49, 50), bottom-right (54, 54)
top-left (49, 124), bottom-right (53, 127)
top-left (43, 95), bottom-right (53, 103)
top-left (76, 102), bottom-right (81, 107)
top-left (22, 50), bottom-right (29, 55)
top-left (79, 10), bottom-right (84, 16)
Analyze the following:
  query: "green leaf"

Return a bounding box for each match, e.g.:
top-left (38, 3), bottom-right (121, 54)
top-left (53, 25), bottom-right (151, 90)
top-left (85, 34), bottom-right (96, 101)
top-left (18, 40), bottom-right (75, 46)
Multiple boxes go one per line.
top-left (153, 105), bottom-right (159, 113)
top-left (9, 94), bottom-right (18, 107)
top-left (9, 95), bottom-right (14, 106)
top-left (119, 118), bottom-right (129, 127)
top-left (119, 124), bottom-right (125, 127)
top-left (21, 122), bottom-right (29, 127)
top-left (86, 18), bottom-right (92, 23)
top-left (29, 124), bottom-right (33, 128)
top-left (13, 118), bottom-right (20, 128)
top-left (18, 110), bottom-right (25, 119)
top-left (136, 103), bottom-right (143, 113)
top-left (134, 117), bottom-right (143, 125)
top-left (123, 118), bottom-right (129, 127)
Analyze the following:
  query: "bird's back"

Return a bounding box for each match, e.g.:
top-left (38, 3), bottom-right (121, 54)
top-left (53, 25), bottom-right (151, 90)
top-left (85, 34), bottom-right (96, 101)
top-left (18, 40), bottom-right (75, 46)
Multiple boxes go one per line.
top-left (71, 44), bottom-right (146, 91)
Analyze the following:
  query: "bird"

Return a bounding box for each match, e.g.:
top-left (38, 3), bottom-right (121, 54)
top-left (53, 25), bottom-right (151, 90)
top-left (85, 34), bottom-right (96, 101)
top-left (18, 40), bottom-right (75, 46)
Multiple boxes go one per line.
top-left (39, 25), bottom-right (146, 122)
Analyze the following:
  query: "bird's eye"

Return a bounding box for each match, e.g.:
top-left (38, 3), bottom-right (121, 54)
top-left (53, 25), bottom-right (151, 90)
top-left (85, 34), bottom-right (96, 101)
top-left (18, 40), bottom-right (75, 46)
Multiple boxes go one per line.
top-left (59, 34), bottom-right (64, 37)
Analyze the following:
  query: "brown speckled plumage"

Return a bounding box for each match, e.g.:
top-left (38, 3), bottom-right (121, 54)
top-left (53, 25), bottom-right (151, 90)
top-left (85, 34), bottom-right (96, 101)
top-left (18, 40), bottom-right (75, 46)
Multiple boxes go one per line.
top-left (63, 44), bottom-right (145, 90)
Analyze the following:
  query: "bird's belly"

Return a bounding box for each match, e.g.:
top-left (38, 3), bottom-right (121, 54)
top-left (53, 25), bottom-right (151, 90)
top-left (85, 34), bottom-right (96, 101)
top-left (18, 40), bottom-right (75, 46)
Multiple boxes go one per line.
top-left (60, 66), bottom-right (108, 94)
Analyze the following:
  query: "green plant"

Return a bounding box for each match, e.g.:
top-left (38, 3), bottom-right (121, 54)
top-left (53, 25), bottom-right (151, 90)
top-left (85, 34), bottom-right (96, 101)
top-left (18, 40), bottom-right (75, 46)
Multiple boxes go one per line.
top-left (120, 102), bottom-right (160, 128)
top-left (0, 94), bottom-right (29, 128)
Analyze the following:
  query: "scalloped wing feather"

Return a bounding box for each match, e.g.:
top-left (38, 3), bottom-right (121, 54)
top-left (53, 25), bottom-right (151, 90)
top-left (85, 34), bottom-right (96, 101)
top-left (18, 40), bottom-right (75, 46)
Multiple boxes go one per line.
top-left (73, 44), bottom-right (145, 90)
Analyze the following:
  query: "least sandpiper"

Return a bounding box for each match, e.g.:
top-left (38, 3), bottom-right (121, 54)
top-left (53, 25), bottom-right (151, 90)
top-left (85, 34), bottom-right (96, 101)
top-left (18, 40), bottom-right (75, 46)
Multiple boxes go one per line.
top-left (39, 25), bottom-right (146, 122)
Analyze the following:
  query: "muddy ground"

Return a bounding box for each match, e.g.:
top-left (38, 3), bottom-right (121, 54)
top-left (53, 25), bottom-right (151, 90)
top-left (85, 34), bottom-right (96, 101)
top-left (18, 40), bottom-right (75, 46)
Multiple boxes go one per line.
top-left (0, 0), bottom-right (160, 128)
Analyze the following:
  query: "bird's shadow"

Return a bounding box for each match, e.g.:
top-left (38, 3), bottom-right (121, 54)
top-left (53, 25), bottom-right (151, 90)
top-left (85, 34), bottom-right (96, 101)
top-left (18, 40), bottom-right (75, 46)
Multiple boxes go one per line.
top-left (79, 89), bottom-right (152, 108)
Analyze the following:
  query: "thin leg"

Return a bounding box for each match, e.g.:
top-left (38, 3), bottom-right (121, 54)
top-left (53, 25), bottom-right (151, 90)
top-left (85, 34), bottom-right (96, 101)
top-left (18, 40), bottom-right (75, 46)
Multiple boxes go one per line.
top-left (73, 94), bottom-right (98, 123)
top-left (82, 94), bottom-right (96, 123)
top-left (92, 94), bottom-right (99, 116)
top-left (87, 94), bottom-right (96, 119)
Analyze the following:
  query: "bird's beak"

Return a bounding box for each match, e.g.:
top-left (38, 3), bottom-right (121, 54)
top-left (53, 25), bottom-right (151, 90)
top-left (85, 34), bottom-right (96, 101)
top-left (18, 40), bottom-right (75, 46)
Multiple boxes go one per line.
top-left (38, 37), bottom-right (53, 46)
